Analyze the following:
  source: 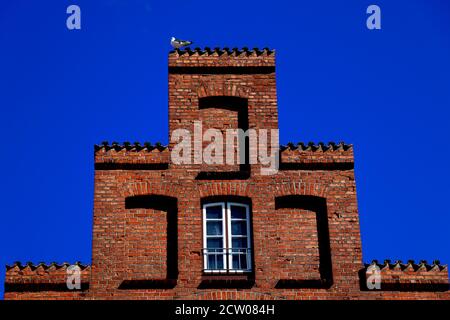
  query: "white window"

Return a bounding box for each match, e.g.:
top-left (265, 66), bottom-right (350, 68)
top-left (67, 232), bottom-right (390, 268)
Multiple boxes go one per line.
top-left (202, 202), bottom-right (252, 273)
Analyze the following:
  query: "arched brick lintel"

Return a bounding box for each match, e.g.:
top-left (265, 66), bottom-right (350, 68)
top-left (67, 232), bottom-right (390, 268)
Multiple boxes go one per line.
top-left (197, 182), bottom-right (255, 198)
top-left (197, 82), bottom-right (252, 99)
top-left (273, 182), bottom-right (328, 198)
top-left (121, 182), bottom-right (327, 204)
top-left (121, 182), bottom-right (180, 199)
top-left (197, 182), bottom-right (328, 199)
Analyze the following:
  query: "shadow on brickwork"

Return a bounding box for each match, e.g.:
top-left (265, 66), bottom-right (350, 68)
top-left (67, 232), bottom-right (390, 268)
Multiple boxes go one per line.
top-left (274, 195), bottom-right (333, 289)
top-left (119, 195), bottom-right (178, 289)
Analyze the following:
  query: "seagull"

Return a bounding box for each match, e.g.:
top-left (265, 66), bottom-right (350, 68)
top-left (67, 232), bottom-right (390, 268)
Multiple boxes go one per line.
top-left (171, 37), bottom-right (193, 49)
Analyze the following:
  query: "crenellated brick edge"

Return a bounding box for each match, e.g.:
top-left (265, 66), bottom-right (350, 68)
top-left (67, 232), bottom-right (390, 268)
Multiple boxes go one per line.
top-left (5, 262), bottom-right (90, 293)
top-left (364, 260), bottom-right (449, 291)
top-left (94, 142), bottom-right (353, 166)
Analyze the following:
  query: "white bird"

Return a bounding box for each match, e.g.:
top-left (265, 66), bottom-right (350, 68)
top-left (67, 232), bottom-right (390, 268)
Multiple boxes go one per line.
top-left (171, 36), bottom-right (193, 49)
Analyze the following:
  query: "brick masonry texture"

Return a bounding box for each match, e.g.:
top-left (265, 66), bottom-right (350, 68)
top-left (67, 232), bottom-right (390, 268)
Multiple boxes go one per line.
top-left (4, 48), bottom-right (449, 300)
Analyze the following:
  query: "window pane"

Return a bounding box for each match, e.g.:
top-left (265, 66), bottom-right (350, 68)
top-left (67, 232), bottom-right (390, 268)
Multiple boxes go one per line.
top-left (207, 238), bottom-right (223, 249)
top-left (206, 221), bottom-right (222, 236)
top-left (207, 254), bottom-right (224, 270)
top-left (230, 205), bottom-right (246, 219)
top-left (206, 205), bottom-right (222, 219)
top-left (232, 237), bottom-right (248, 249)
top-left (232, 254), bottom-right (248, 270)
top-left (231, 220), bottom-right (247, 236)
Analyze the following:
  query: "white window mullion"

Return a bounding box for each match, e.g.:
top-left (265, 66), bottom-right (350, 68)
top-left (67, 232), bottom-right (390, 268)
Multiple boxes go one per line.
top-left (222, 203), bottom-right (227, 271)
top-left (226, 203), bottom-right (233, 271)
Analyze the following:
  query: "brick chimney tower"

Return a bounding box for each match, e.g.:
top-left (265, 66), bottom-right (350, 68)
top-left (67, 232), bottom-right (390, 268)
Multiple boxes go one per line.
top-left (168, 48), bottom-right (278, 176)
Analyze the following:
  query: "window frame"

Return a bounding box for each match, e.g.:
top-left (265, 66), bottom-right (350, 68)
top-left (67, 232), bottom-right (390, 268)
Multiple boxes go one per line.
top-left (202, 202), bottom-right (227, 273)
top-left (202, 201), bottom-right (252, 273)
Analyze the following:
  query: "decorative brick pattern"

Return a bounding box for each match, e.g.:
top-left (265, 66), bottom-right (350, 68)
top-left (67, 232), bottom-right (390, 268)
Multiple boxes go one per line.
top-left (4, 263), bottom-right (90, 300)
top-left (168, 48), bottom-right (275, 67)
top-left (364, 260), bottom-right (449, 290)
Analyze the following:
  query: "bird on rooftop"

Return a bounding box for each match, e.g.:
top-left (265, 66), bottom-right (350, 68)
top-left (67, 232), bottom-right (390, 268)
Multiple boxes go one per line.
top-left (171, 37), bottom-right (193, 49)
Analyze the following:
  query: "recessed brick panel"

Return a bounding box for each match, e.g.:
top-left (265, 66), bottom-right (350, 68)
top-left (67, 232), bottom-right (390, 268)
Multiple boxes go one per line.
top-left (124, 209), bottom-right (167, 279)
top-left (4, 48), bottom-right (449, 300)
top-left (277, 207), bottom-right (321, 280)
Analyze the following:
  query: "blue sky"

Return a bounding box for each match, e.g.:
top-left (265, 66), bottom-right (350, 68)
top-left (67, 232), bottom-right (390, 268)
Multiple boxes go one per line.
top-left (0, 0), bottom-right (449, 298)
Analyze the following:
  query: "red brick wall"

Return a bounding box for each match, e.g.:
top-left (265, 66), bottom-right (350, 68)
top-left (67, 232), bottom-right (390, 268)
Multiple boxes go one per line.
top-left (277, 206), bottom-right (321, 280)
top-left (4, 263), bottom-right (90, 300)
top-left (198, 105), bottom-right (239, 172)
top-left (124, 208), bottom-right (167, 279)
top-left (4, 48), bottom-right (449, 300)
